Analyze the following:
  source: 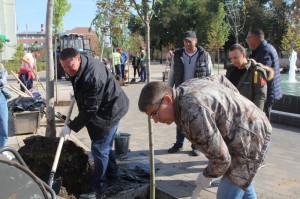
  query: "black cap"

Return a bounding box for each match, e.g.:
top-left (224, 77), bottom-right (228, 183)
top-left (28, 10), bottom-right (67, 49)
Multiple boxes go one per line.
top-left (183, 31), bottom-right (197, 41)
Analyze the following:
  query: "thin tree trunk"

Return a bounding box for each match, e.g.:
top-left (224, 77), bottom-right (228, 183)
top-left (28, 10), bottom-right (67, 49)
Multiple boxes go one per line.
top-left (100, 29), bottom-right (105, 61)
top-left (144, 1), bottom-right (155, 197)
top-left (45, 0), bottom-right (56, 138)
top-left (54, 35), bottom-right (58, 104)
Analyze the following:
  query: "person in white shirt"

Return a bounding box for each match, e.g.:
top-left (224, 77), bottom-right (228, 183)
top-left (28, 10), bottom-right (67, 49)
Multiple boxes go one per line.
top-left (18, 49), bottom-right (41, 92)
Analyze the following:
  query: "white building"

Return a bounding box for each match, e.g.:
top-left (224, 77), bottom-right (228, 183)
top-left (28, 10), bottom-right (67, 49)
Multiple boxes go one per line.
top-left (0, 0), bottom-right (17, 61)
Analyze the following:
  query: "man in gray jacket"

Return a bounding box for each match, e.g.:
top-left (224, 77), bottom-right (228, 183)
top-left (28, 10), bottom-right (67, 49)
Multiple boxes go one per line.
top-left (138, 75), bottom-right (271, 198)
top-left (168, 30), bottom-right (213, 156)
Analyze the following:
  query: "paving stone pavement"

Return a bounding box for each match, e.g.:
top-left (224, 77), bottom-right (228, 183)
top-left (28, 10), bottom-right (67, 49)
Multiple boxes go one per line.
top-left (6, 63), bottom-right (300, 199)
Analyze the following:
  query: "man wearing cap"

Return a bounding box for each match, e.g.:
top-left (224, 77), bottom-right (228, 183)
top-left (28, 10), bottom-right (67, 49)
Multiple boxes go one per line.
top-left (167, 30), bottom-right (213, 156)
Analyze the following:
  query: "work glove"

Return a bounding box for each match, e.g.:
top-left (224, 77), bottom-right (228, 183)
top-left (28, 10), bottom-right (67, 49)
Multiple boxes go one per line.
top-left (60, 125), bottom-right (71, 141)
top-left (195, 172), bottom-right (212, 190)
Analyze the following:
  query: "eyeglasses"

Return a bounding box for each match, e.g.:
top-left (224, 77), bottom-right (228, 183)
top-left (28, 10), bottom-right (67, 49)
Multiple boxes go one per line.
top-left (150, 97), bottom-right (164, 119)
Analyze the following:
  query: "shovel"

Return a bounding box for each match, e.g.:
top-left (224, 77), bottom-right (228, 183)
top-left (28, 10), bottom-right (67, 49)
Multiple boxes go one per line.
top-left (48, 95), bottom-right (76, 190)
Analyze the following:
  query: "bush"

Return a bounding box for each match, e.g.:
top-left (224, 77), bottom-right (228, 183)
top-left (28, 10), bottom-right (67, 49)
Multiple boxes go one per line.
top-left (12, 44), bottom-right (25, 62)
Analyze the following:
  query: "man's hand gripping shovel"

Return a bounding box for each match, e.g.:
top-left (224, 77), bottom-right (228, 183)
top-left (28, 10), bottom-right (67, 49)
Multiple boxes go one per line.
top-left (48, 93), bottom-right (76, 193)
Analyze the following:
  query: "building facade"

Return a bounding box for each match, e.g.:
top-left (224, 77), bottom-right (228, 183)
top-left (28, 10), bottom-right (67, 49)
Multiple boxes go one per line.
top-left (17, 24), bottom-right (46, 50)
top-left (0, 0), bottom-right (17, 61)
top-left (16, 26), bottom-right (100, 56)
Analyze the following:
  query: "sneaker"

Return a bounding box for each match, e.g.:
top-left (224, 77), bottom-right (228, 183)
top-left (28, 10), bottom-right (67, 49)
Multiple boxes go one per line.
top-left (79, 190), bottom-right (104, 199)
top-left (168, 143), bottom-right (183, 153)
top-left (190, 148), bottom-right (201, 156)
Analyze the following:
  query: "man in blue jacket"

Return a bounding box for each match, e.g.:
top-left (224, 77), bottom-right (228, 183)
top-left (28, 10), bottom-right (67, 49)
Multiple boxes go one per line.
top-left (59, 48), bottom-right (129, 199)
top-left (246, 27), bottom-right (282, 119)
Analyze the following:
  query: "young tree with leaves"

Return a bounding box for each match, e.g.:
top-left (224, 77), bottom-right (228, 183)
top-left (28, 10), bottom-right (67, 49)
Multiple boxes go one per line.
top-left (126, 32), bottom-right (144, 55)
top-left (206, 2), bottom-right (230, 71)
top-left (129, 0), bottom-right (159, 198)
top-left (45, 0), bottom-right (71, 137)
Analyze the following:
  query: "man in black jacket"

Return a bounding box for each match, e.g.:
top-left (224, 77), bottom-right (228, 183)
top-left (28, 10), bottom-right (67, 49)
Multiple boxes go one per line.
top-left (59, 48), bottom-right (129, 199)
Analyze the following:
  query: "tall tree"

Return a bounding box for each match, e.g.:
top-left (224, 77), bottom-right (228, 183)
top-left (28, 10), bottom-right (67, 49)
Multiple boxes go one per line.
top-left (225, 0), bottom-right (246, 43)
top-left (206, 2), bottom-right (230, 70)
top-left (45, 0), bottom-right (56, 138)
top-left (53, 0), bottom-right (71, 104)
top-left (53, 0), bottom-right (71, 33)
top-left (129, 0), bottom-right (158, 198)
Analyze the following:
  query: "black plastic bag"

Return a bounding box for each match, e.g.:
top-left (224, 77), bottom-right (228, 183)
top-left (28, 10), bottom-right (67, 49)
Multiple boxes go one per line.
top-left (8, 97), bottom-right (46, 112)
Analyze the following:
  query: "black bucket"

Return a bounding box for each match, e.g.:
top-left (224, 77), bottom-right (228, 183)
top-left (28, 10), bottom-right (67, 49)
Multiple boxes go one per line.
top-left (114, 133), bottom-right (131, 156)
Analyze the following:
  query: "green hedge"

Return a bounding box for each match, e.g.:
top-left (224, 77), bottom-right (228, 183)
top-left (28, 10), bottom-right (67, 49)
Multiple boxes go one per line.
top-left (1, 61), bottom-right (46, 74)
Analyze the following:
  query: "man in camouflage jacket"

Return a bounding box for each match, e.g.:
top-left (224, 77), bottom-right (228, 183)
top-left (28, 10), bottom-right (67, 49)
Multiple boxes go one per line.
top-left (138, 75), bottom-right (272, 198)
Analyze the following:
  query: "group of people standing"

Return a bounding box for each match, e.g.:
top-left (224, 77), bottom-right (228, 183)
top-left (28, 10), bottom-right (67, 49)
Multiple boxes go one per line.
top-left (111, 47), bottom-right (148, 83)
top-left (111, 47), bottom-right (128, 81)
top-left (0, 26), bottom-right (283, 199)
top-left (138, 28), bottom-right (282, 199)
top-left (131, 50), bottom-right (147, 82)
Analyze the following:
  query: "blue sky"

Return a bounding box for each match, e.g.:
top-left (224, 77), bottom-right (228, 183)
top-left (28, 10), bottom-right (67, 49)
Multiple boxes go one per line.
top-left (16, 0), bottom-right (98, 33)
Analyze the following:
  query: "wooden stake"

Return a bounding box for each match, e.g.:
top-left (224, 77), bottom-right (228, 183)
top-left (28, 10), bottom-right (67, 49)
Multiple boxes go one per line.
top-left (32, 70), bottom-right (46, 91)
top-left (6, 85), bottom-right (30, 97)
top-left (11, 70), bottom-right (34, 97)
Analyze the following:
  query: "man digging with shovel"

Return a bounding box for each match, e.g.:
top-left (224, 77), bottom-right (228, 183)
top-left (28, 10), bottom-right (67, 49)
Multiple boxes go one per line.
top-left (59, 48), bottom-right (129, 199)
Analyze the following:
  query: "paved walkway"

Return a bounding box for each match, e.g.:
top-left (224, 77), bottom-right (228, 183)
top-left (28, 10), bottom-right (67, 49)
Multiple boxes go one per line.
top-left (6, 63), bottom-right (300, 199)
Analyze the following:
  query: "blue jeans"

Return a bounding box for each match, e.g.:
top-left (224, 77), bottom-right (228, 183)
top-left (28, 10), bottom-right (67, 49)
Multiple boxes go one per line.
top-left (0, 91), bottom-right (8, 148)
top-left (140, 67), bottom-right (146, 81)
top-left (217, 175), bottom-right (257, 199)
top-left (121, 64), bottom-right (126, 79)
top-left (176, 126), bottom-right (185, 147)
top-left (19, 73), bottom-right (33, 92)
top-left (114, 64), bottom-right (122, 78)
top-left (91, 122), bottom-right (119, 191)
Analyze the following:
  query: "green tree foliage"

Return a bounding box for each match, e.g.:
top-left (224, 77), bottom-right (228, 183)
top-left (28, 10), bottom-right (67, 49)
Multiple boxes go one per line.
top-left (146, 0), bottom-right (224, 49)
top-left (12, 44), bottom-right (25, 62)
top-left (206, 3), bottom-right (230, 56)
top-left (281, 27), bottom-right (300, 54)
top-left (95, 0), bottom-right (130, 48)
top-left (264, 0), bottom-right (288, 46)
top-left (126, 32), bottom-right (144, 55)
top-left (53, 0), bottom-right (71, 33)
top-left (125, 0), bottom-right (297, 57)
top-left (128, 13), bottom-right (144, 35)
top-left (281, 0), bottom-right (300, 54)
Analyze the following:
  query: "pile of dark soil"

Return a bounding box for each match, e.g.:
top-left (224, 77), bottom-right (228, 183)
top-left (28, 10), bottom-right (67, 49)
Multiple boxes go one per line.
top-left (18, 136), bottom-right (150, 199)
top-left (18, 135), bottom-right (93, 198)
